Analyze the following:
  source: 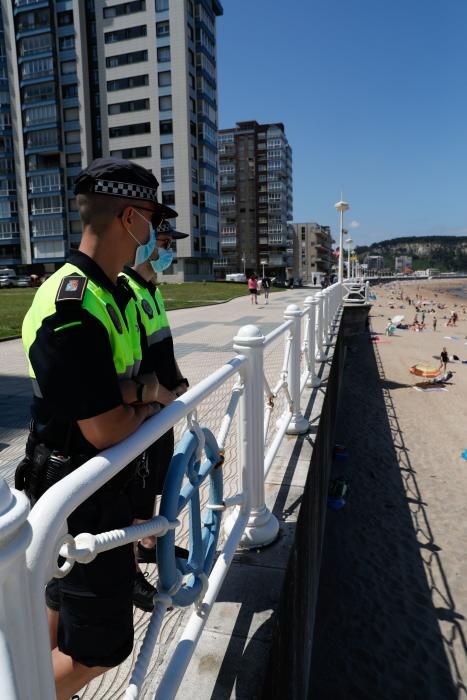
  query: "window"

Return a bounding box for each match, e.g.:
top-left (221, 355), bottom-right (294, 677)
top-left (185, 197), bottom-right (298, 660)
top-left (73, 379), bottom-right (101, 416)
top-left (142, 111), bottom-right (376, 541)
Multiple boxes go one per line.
top-left (108, 98), bottom-right (149, 115)
top-left (66, 153), bottom-right (81, 167)
top-left (21, 57), bottom-right (54, 80)
top-left (157, 46), bottom-right (170, 63)
top-left (30, 196), bottom-right (63, 215)
top-left (28, 173), bottom-right (61, 193)
top-left (109, 122), bottom-right (150, 138)
top-left (59, 35), bottom-right (75, 51)
top-left (188, 49), bottom-right (194, 66)
top-left (62, 84), bottom-right (78, 99)
top-left (20, 34), bottom-right (52, 56)
top-left (189, 97), bottom-right (196, 113)
top-left (160, 143), bottom-right (173, 159)
top-left (31, 218), bottom-right (64, 237)
top-left (156, 0), bottom-right (169, 10)
top-left (190, 120), bottom-right (197, 137)
top-left (103, 0), bottom-right (145, 18)
top-left (158, 71), bottom-right (171, 87)
top-left (0, 222), bottom-right (20, 239)
top-left (57, 11), bottom-right (73, 26)
top-left (64, 107), bottom-right (79, 122)
top-left (159, 119), bottom-right (172, 135)
top-left (159, 95), bottom-right (172, 111)
top-left (33, 240), bottom-right (66, 259)
top-left (26, 129), bottom-right (59, 149)
top-left (107, 74), bottom-right (149, 91)
top-left (161, 166), bottom-right (174, 182)
top-left (162, 190), bottom-right (175, 206)
top-left (61, 61), bottom-right (76, 75)
top-left (110, 146), bottom-right (152, 158)
top-left (106, 50), bottom-right (147, 68)
top-left (24, 104), bottom-right (57, 126)
top-left (156, 20), bottom-right (170, 36)
top-left (104, 25), bottom-right (147, 43)
top-left (65, 131), bottom-right (80, 145)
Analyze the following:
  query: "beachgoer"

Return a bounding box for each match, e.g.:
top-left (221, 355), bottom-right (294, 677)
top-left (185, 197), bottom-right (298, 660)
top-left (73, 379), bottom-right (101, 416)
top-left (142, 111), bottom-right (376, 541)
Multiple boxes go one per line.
top-left (440, 347), bottom-right (449, 373)
top-left (248, 274), bottom-right (258, 304)
top-left (432, 315), bottom-right (437, 332)
top-left (261, 275), bottom-right (271, 304)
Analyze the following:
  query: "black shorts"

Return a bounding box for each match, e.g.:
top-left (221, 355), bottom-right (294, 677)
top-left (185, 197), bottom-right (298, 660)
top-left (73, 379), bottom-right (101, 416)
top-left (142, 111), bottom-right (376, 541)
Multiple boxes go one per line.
top-left (249, 288), bottom-right (257, 295)
top-left (129, 429), bottom-right (175, 520)
top-left (47, 487), bottom-right (135, 667)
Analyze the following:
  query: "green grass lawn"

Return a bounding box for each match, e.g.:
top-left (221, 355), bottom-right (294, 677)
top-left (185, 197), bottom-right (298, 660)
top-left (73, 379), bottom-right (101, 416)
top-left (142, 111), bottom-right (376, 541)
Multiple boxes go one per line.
top-left (0, 283), bottom-right (284, 339)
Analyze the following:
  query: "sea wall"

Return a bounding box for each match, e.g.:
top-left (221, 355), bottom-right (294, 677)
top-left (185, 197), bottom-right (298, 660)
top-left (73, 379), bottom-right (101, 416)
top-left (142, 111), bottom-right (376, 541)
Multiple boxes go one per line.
top-left (260, 305), bottom-right (367, 699)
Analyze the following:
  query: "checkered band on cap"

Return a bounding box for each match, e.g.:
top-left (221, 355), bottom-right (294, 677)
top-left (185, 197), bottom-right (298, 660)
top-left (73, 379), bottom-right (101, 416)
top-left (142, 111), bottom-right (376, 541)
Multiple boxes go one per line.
top-left (157, 219), bottom-right (173, 233)
top-left (94, 179), bottom-right (157, 201)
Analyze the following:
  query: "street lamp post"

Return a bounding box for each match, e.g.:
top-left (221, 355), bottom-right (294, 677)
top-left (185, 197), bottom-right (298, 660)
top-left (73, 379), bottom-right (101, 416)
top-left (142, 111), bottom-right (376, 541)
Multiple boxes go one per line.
top-left (260, 260), bottom-right (267, 279)
top-left (334, 199), bottom-right (350, 283)
top-left (345, 236), bottom-right (353, 279)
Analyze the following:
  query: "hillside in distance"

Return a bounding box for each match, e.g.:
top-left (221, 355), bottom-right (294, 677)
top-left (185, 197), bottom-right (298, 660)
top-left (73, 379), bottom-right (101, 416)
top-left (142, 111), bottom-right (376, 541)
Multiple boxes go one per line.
top-left (355, 236), bottom-right (467, 272)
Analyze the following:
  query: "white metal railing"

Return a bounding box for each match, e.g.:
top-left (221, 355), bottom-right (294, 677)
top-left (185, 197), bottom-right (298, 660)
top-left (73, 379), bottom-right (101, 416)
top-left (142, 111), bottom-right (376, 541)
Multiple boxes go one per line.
top-left (0, 280), bottom-right (369, 699)
top-left (342, 278), bottom-right (370, 304)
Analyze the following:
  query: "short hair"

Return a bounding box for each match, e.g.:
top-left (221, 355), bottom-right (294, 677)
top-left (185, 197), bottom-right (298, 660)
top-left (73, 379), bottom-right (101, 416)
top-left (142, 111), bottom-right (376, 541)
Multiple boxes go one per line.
top-left (76, 193), bottom-right (134, 235)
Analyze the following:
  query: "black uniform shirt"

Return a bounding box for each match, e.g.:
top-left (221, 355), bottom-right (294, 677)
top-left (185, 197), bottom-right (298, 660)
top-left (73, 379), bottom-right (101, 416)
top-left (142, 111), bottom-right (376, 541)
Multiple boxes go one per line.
top-left (29, 252), bottom-right (131, 454)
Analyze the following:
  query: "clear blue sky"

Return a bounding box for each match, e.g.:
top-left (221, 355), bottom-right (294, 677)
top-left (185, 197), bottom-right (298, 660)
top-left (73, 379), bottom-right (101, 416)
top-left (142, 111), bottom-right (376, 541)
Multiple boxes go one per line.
top-left (216, 0), bottom-right (467, 246)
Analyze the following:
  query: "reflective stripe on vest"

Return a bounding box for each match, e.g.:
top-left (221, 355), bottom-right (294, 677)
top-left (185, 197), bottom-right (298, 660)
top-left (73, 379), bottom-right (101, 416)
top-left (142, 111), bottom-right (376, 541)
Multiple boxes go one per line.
top-left (22, 262), bottom-right (141, 384)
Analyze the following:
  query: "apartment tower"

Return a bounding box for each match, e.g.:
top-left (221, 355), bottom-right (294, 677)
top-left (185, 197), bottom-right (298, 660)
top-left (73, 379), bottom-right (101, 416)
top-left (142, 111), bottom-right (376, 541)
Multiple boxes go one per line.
top-left (0, 0), bottom-right (222, 279)
top-left (216, 120), bottom-right (293, 280)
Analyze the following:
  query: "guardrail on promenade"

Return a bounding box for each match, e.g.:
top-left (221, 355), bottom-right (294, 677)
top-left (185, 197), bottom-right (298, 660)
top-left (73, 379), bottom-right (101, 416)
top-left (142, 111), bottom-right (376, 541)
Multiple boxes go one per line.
top-left (0, 280), bottom-right (366, 700)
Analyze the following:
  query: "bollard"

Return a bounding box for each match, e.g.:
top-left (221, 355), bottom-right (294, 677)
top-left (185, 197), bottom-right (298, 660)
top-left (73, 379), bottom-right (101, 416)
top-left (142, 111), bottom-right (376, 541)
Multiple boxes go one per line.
top-left (304, 296), bottom-right (320, 388)
top-left (0, 480), bottom-right (41, 700)
top-left (224, 325), bottom-right (279, 548)
top-left (284, 305), bottom-right (310, 435)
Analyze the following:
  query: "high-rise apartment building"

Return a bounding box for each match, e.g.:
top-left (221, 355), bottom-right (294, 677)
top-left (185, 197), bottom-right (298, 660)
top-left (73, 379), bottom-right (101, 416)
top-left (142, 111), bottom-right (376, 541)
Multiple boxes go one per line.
top-left (215, 121), bottom-right (293, 280)
top-left (292, 222), bottom-right (333, 283)
top-left (0, 0), bottom-right (222, 280)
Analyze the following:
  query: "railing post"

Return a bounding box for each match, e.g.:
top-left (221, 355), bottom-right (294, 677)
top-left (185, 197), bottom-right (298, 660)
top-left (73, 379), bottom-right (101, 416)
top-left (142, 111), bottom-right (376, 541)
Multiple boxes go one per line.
top-left (304, 296), bottom-right (320, 388)
top-left (284, 304), bottom-right (310, 435)
top-left (365, 280), bottom-right (370, 302)
top-left (322, 289), bottom-right (331, 344)
top-left (224, 324), bottom-right (279, 548)
top-left (0, 480), bottom-right (42, 700)
top-left (315, 291), bottom-right (326, 360)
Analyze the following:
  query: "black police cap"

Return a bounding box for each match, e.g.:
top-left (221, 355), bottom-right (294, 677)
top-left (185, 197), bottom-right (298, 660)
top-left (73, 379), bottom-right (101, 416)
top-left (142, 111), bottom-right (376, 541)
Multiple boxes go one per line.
top-left (157, 219), bottom-right (189, 240)
top-left (74, 157), bottom-right (177, 221)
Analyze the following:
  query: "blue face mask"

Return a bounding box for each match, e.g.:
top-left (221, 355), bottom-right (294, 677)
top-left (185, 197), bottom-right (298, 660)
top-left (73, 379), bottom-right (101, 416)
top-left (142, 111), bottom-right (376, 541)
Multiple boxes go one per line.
top-left (151, 246), bottom-right (174, 273)
top-left (126, 209), bottom-right (156, 265)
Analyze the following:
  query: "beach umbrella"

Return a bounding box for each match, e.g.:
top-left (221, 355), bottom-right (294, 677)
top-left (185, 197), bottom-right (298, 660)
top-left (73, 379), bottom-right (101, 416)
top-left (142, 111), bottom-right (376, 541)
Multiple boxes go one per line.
top-left (409, 362), bottom-right (441, 378)
top-left (391, 314), bottom-right (404, 325)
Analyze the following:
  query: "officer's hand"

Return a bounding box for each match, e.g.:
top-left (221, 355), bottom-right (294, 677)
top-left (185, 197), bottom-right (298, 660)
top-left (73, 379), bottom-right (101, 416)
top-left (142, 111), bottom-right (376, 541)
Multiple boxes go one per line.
top-left (155, 384), bottom-right (177, 406)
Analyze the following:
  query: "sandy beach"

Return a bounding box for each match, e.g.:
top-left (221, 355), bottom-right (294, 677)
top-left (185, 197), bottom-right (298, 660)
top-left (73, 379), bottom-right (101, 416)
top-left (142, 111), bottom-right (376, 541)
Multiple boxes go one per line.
top-left (310, 279), bottom-right (467, 699)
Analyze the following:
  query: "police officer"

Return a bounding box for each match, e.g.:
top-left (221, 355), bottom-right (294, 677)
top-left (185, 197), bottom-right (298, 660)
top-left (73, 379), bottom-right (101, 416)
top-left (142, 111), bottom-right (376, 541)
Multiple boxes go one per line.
top-left (17, 158), bottom-right (176, 700)
top-left (122, 219), bottom-right (190, 603)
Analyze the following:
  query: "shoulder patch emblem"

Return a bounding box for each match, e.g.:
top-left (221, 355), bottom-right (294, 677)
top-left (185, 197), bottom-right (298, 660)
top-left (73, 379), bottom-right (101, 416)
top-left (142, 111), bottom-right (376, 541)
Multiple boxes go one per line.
top-left (56, 275), bottom-right (87, 302)
top-left (141, 299), bottom-right (154, 319)
top-left (106, 303), bottom-right (123, 334)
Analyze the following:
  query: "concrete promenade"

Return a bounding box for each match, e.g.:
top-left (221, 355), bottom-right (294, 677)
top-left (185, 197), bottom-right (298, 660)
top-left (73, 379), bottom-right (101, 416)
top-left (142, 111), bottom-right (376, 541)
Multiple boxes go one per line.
top-left (0, 286), bottom-right (319, 699)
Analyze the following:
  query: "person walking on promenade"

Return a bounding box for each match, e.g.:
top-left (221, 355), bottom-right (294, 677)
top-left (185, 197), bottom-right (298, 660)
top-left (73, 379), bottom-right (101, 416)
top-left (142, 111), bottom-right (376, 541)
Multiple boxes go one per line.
top-left (433, 315), bottom-right (437, 332)
top-left (440, 347), bottom-right (449, 373)
top-left (15, 158), bottom-right (175, 700)
top-left (261, 275), bottom-right (271, 304)
top-left (122, 218), bottom-right (190, 610)
top-left (248, 273), bottom-right (258, 304)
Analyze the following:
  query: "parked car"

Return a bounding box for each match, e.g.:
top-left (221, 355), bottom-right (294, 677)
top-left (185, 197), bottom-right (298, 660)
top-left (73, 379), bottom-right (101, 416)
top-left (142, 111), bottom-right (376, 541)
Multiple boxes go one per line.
top-left (16, 275), bottom-right (32, 288)
top-left (0, 270), bottom-right (18, 288)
